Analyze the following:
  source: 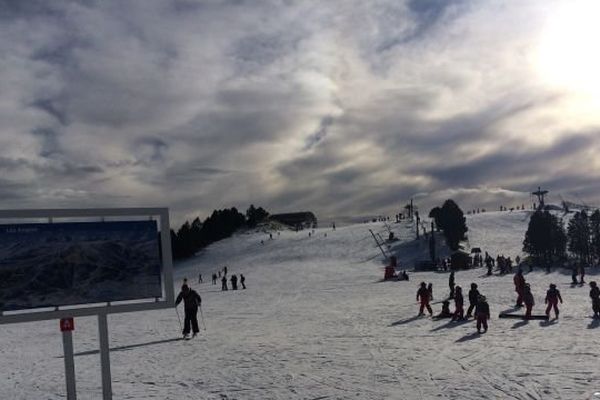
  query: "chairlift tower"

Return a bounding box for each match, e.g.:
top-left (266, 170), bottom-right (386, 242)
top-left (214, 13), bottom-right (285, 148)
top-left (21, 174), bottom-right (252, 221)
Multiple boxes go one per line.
top-left (532, 186), bottom-right (549, 210)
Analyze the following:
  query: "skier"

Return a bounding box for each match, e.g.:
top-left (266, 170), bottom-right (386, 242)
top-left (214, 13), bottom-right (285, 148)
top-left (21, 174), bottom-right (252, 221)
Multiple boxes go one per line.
top-left (198, 273), bottom-right (202, 283)
top-left (466, 283), bottom-right (480, 318)
top-left (449, 271), bottom-right (455, 299)
top-left (231, 274), bottom-right (238, 290)
top-left (524, 283), bottom-right (535, 319)
top-left (212, 273), bottom-right (217, 285)
top-left (427, 283), bottom-right (433, 300)
top-left (571, 265), bottom-right (578, 285)
top-left (589, 281), bottom-right (600, 318)
top-left (416, 282), bottom-right (433, 316)
top-left (175, 284), bottom-right (202, 339)
top-left (432, 300), bottom-right (452, 319)
top-left (240, 274), bottom-right (246, 289)
top-left (544, 283), bottom-right (563, 319)
top-left (475, 295), bottom-right (490, 333)
top-left (452, 286), bottom-right (464, 321)
top-left (221, 275), bottom-right (228, 291)
top-left (513, 269), bottom-right (526, 307)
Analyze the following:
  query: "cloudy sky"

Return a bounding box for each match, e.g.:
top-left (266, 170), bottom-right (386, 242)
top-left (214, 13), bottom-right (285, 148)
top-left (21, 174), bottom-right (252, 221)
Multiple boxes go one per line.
top-left (2, 0), bottom-right (600, 225)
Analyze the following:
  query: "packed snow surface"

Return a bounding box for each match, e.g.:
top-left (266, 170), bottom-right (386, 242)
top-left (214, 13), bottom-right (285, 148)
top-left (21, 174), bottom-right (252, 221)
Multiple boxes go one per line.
top-left (1, 210), bottom-right (600, 399)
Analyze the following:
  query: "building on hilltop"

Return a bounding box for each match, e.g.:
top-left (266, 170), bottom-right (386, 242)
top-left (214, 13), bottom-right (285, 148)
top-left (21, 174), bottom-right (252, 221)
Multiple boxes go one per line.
top-left (269, 212), bottom-right (317, 230)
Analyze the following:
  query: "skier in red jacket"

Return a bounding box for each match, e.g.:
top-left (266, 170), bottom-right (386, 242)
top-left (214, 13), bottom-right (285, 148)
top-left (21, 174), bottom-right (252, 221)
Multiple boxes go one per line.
top-left (544, 283), bottom-right (563, 319)
top-left (416, 282), bottom-right (433, 316)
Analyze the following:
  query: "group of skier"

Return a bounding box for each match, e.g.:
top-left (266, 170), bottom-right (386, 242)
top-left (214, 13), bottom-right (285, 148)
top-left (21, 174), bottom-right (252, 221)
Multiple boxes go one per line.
top-left (417, 280), bottom-right (490, 333)
top-left (210, 266), bottom-right (247, 291)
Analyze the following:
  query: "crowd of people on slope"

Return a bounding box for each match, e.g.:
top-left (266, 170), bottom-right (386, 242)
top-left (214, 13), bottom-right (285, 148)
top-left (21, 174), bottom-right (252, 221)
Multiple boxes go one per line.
top-left (417, 279), bottom-right (490, 333)
top-left (209, 266), bottom-right (247, 291)
top-left (414, 268), bottom-right (600, 335)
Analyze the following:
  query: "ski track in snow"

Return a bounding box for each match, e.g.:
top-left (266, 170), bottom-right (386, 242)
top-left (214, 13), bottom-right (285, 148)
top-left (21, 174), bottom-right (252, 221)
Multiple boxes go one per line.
top-left (1, 211), bottom-right (600, 399)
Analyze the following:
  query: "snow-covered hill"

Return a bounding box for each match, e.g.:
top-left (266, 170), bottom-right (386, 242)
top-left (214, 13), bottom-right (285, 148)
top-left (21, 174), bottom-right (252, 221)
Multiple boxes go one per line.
top-left (1, 210), bottom-right (599, 399)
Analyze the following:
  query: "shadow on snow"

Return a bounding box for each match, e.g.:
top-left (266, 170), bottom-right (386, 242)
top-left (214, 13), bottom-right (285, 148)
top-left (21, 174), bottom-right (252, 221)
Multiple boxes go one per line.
top-left (66, 337), bottom-right (184, 357)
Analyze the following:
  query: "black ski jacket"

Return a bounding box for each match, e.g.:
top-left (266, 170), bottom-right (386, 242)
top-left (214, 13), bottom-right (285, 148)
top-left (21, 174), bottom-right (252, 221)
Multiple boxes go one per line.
top-left (468, 289), bottom-right (480, 304)
top-left (176, 289), bottom-right (201, 311)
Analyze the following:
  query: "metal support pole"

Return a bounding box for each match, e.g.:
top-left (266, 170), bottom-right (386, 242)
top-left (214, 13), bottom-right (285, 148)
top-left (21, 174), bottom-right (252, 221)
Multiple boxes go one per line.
top-left (62, 330), bottom-right (77, 400)
top-left (98, 313), bottom-right (112, 400)
top-left (369, 229), bottom-right (389, 260)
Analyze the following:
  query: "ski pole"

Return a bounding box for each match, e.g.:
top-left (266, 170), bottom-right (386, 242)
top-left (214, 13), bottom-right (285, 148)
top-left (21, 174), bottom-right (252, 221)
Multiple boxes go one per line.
top-left (175, 306), bottom-right (183, 332)
top-left (199, 306), bottom-right (207, 331)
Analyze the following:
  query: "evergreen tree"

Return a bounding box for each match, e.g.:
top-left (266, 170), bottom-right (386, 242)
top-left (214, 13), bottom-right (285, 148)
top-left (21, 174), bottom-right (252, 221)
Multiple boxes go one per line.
top-left (591, 210), bottom-right (600, 262)
top-left (523, 210), bottom-right (566, 265)
top-left (246, 204), bottom-right (269, 228)
top-left (437, 199), bottom-right (468, 251)
top-left (171, 207), bottom-right (249, 260)
top-left (428, 207), bottom-right (442, 231)
top-left (568, 210), bottom-right (591, 263)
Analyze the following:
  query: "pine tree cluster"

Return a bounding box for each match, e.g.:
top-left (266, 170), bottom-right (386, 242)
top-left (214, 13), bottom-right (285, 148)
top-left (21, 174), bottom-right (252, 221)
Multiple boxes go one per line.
top-left (429, 199), bottom-right (468, 251)
top-left (522, 210), bottom-right (567, 265)
top-left (171, 205), bottom-right (269, 259)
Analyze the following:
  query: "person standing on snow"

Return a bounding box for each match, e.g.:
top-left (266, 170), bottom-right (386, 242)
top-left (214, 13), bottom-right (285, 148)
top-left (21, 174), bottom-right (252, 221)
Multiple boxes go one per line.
top-left (475, 295), bottom-right (490, 333)
top-left (449, 271), bottom-right (455, 299)
top-left (221, 275), bottom-right (228, 291)
top-left (452, 286), bottom-right (464, 321)
top-left (212, 273), bottom-right (217, 285)
top-left (544, 283), bottom-right (563, 319)
top-left (524, 283), bottom-right (535, 319)
top-left (579, 264), bottom-right (586, 285)
top-left (416, 282), bottom-right (433, 316)
top-left (231, 274), bottom-right (238, 290)
top-left (589, 281), bottom-right (600, 319)
top-left (175, 284), bottom-right (202, 338)
top-left (466, 283), bottom-right (480, 318)
top-left (240, 274), bottom-right (246, 289)
top-left (427, 283), bottom-right (433, 300)
top-left (513, 269), bottom-right (526, 307)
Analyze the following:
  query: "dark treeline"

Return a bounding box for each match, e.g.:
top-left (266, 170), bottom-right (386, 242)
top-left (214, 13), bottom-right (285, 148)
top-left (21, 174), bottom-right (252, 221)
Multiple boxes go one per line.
top-left (522, 208), bottom-right (600, 266)
top-left (171, 205), bottom-right (269, 260)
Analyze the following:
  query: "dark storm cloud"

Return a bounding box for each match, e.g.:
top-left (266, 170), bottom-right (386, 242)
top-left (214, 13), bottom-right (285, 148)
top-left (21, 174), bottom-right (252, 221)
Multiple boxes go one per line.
top-left (424, 133), bottom-right (597, 188)
top-left (304, 116), bottom-right (334, 150)
top-left (377, 0), bottom-right (468, 51)
top-left (31, 99), bottom-right (68, 126)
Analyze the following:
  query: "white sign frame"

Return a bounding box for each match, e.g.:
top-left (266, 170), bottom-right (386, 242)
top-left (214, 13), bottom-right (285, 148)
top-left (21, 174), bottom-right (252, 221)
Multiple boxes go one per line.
top-left (0, 207), bottom-right (175, 324)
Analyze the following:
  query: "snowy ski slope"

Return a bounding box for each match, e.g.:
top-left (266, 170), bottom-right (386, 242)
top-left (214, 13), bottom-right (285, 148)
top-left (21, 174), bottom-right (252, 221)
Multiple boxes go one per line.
top-left (1, 210), bottom-right (599, 399)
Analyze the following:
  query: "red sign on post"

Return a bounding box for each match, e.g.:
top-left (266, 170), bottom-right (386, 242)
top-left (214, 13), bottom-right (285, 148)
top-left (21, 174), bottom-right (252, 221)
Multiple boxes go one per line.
top-left (60, 318), bottom-right (74, 332)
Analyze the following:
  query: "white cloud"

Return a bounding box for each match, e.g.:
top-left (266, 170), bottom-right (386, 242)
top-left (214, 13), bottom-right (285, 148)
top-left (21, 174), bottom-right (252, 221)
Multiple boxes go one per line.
top-left (0, 0), bottom-right (599, 225)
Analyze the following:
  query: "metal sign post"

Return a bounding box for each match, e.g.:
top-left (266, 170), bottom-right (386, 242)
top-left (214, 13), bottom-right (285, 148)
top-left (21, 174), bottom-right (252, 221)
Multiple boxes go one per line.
top-left (98, 312), bottom-right (113, 400)
top-left (60, 318), bottom-right (76, 400)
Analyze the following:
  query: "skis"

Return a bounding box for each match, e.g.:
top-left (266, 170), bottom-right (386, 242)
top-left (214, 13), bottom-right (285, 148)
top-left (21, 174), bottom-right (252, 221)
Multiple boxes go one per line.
top-left (498, 313), bottom-right (549, 320)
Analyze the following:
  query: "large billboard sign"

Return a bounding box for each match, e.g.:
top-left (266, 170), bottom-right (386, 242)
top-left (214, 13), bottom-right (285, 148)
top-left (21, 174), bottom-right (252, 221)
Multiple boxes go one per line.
top-left (0, 220), bottom-right (162, 312)
top-left (0, 208), bottom-right (174, 324)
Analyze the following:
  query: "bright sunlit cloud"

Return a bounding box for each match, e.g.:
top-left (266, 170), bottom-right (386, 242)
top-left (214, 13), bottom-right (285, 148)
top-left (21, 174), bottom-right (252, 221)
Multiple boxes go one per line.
top-left (536, 0), bottom-right (600, 107)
